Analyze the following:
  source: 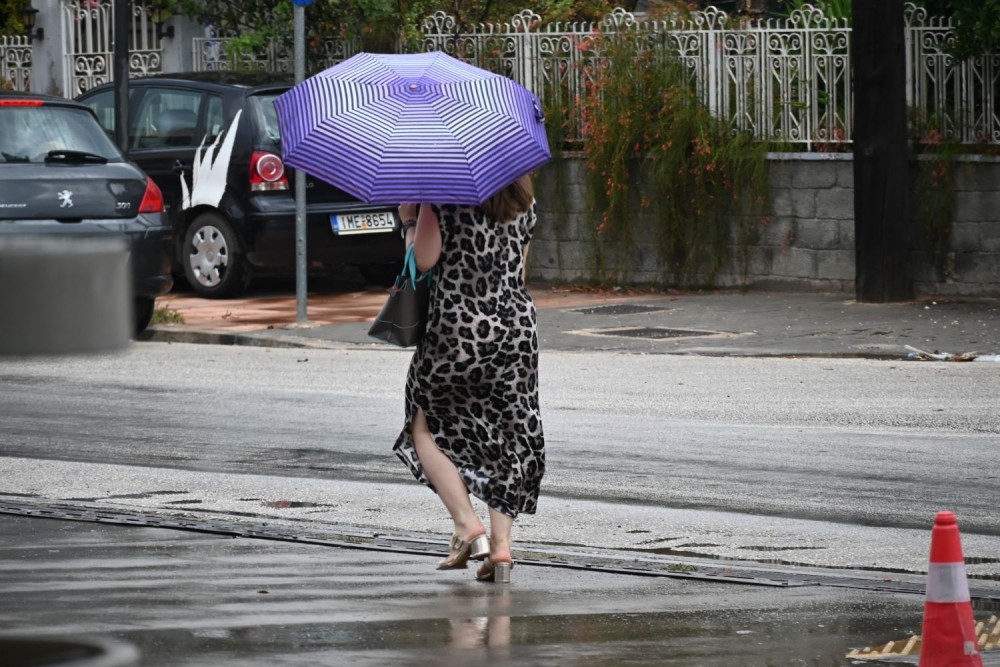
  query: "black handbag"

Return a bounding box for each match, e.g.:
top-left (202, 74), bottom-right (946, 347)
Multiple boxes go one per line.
top-left (368, 245), bottom-right (433, 347)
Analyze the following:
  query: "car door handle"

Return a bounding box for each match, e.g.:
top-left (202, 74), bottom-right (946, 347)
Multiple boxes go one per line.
top-left (172, 160), bottom-right (191, 175)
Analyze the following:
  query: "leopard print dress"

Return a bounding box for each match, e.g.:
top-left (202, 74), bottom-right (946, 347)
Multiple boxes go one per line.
top-left (394, 203), bottom-right (545, 518)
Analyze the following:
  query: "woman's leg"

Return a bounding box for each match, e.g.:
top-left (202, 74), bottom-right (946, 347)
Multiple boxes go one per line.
top-left (477, 507), bottom-right (515, 582)
top-left (486, 507), bottom-right (513, 560)
top-left (411, 408), bottom-right (484, 539)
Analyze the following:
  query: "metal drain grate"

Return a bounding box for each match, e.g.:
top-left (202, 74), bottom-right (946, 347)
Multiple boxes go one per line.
top-left (571, 304), bottom-right (667, 316)
top-left (591, 326), bottom-right (721, 339)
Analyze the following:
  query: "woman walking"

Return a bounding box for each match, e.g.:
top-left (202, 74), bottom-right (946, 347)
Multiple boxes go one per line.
top-left (394, 174), bottom-right (545, 583)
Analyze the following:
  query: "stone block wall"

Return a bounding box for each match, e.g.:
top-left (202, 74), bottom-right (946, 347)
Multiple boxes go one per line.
top-left (529, 153), bottom-right (1000, 297)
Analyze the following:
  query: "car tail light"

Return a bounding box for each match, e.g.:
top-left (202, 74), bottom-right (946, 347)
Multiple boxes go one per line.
top-left (0, 99), bottom-right (45, 106)
top-left (250, 151), bottom-right (288, 192)
top-left (139, 177), bottom-right (165, 214)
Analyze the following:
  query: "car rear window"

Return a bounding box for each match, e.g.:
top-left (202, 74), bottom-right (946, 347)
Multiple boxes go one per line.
top-left (0, 104), bottom-right (123, 164)
top-left (249, 93), bottom-right (282, 146)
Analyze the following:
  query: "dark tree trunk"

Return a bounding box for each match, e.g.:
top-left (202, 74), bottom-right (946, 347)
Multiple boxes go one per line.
top-left (852, 0), bottom-right (913, 302)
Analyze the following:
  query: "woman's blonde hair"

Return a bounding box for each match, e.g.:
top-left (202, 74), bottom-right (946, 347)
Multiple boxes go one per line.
top-left (480, 173), bottom-right (534, 222)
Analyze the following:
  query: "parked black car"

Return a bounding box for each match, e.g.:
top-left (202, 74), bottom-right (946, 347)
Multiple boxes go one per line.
top-left (76, 72), bottom-right (403, 299)
top-left (0, 92), bottom-right (173, 335)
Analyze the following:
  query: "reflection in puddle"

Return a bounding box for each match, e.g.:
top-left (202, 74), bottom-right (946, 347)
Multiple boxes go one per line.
top-left (448, 616), bottom-right (511, 655)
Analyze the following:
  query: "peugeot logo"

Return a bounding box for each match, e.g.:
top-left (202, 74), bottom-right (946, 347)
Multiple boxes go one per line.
top-left (57, 190), bottom-right (74, 208)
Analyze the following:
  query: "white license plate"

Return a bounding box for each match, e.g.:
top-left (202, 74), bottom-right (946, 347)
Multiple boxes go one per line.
top-left (331, 212), bottom-right (395, 235)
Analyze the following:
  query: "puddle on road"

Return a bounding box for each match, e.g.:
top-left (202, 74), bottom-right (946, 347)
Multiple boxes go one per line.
top-left (109, 599), bottom-right (928, 667)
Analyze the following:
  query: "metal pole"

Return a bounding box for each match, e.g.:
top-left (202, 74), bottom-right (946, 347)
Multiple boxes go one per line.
top-left (294, 5), bottom-right (308, 324)
top-left (113, 0), bottom-right (129, 151)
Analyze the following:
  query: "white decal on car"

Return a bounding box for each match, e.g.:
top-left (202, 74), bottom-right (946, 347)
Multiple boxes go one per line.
top-left (180, 109), bottom-right (241, 210)
top-left (58, 191), bottom-right (74, 208)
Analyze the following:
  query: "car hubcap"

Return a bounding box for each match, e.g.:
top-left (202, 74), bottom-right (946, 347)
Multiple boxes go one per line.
top-left (189, 225), bottom-right (229, 287)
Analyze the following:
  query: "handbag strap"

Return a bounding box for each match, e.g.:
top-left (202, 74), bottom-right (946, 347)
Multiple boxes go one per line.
top-left (403, 245), bottom-right (419, 284)
top-left (403, 245), bottom-right (433, 284)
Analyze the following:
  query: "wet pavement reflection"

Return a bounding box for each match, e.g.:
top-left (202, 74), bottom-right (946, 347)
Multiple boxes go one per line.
top-left (0, 513), bottom-right (931, 666)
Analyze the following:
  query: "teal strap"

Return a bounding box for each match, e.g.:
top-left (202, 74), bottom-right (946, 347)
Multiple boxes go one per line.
top-left (403, 245), bottom-right (433, 284)
top-left (403, 245), bottom-right (418, 284)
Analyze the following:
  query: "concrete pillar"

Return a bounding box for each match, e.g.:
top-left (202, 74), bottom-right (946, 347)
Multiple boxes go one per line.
top-left (28, 0), bottom-right (67, 96)
top-left (158, 14), bottom-right (203, 73)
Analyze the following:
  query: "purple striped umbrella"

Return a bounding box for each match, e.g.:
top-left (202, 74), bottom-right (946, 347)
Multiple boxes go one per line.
top-left (272, 51), bottom-right (551, 205)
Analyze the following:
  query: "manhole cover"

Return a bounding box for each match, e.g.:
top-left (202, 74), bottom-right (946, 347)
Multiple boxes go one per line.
top-left (588, 327), bottom-right (725, 339)
top-left (572, 304), bottom-right (667, 316)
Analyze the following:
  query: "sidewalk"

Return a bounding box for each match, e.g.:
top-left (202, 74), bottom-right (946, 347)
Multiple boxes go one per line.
top-left (146, 283), bottom-right (1000, 359)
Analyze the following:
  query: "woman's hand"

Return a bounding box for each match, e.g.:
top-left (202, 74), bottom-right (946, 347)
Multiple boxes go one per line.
top-left (399, 203), bottom-right (419, 246)
top-left (398, 203), bottom-right (418, 223)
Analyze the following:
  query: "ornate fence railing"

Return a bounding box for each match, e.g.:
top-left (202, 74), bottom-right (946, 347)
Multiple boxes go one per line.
top-left (0, 35), bottom-right (32, 91)
top-left (192, 34), bottom-right (362, 75)
top-left (61, 0), bottom-right (165, 96)
top-left (4, 3), bottom-right (997, 148)
top-left (905, 4), bottom-right (1000, 144)
top-left (419, 3), bottom-right (996, 148)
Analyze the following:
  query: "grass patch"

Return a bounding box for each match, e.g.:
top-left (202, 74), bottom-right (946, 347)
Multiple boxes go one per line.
top-left (151, 304), bottom-right (185, 325)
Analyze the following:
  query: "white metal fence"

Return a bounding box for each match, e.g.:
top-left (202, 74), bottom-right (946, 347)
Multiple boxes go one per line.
top-left (3, 3), bottom-right (998, 148)
top-left (418, 3), bottom-right (998, 148)
top-left (61, 0), bottom-right (165, 96)
top-left (0, 35), bottom-right (32, 91)
top-left (191, 31), bottom-right (361, 74)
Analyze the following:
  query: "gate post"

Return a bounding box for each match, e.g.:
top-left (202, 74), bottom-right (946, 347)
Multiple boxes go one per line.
top-left (28, 0), bottom-right (68, 95)
top-left (159, 14), bottom-right (202, 73)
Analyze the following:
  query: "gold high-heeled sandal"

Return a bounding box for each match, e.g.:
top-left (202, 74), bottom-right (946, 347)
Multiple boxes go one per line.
top-left (437, 531), bottom-right (490, 570)
top-left (476, 555), bottom-right (513, 583)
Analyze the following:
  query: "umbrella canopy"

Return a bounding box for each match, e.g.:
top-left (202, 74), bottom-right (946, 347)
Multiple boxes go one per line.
top-left (272, 51), bottom-right (551, 206)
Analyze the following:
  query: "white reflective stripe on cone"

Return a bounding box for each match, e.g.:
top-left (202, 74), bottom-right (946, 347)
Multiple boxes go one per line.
top-left (926, 562), bottom-right (972, 603)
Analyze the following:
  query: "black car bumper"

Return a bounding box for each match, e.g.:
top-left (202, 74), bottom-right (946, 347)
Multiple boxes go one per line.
top-left (131, 226), bottom-right (174, 298)
top-left (243, 198), bottom-right (403, 269)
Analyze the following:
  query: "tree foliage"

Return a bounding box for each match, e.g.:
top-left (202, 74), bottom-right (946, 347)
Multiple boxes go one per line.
top-left (580, 30), bottom-right (769, 286)
top-left (153, 0), bottom-right (623, 56)
top-left (0, 0), bottom-right (28, 35)
top-left (920, 0), bottom-right (1000, 59)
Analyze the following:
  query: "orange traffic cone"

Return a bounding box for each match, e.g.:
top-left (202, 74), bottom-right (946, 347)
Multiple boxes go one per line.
top-left (919, 511), bottom-right (983, 667)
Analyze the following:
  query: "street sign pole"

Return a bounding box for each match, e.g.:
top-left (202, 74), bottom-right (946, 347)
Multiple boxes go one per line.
top-left (293, 2), bottom-right (308, 324)
top-left (112, 0), bottom-right (128, 151)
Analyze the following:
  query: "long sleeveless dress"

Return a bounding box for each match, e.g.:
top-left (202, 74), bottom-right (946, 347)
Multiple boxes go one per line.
top-left (393, 202), bottom-right (545, 518)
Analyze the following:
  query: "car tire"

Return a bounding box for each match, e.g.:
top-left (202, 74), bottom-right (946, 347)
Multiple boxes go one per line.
top-left (134, 296), bottom-right (155, 336)
top-left (182, 213), bottom-right (251, 298)
top-left (359, 260), bottom-right (404, 287)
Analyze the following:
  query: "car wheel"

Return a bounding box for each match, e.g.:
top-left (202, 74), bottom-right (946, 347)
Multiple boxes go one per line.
top-left (183, 213), bottom-right (251, 298)
top-left (359, 260), bottom-right (404, 287)
top-left (134, 296), bottom-right (155, 336)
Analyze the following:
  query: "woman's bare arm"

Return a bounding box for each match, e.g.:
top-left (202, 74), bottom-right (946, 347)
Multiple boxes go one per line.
top-left (411, 204), bottom-right (441, 272)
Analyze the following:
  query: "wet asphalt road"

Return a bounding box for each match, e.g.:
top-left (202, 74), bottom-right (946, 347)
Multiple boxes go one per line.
top-left (0, 514), bottom-right (927, 667)
top-left (2, 339), bottom-right (1000, 665)
top-left (1, 343), bottom-right (998, 574)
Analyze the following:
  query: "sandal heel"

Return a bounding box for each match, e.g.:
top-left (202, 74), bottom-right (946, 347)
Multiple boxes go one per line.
top-left (469, 534), bottom-right (490, 560)
top-left (494, 562), bottom-right (512, 584)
